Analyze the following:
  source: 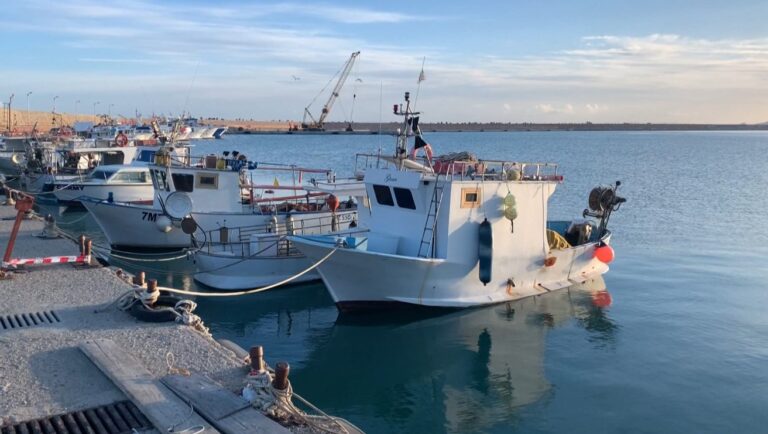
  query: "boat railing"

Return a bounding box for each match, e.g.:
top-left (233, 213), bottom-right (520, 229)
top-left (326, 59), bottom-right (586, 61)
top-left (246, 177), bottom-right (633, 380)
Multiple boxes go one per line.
top-left (200, 211), bottom-right (357, 257)
top-left (355, 153), bottom-right (562, 182)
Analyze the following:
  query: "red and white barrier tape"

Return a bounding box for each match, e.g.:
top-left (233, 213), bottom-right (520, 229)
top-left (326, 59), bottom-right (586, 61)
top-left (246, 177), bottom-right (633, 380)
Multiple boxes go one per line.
top-left (2, 255), bottom-right (90, 267)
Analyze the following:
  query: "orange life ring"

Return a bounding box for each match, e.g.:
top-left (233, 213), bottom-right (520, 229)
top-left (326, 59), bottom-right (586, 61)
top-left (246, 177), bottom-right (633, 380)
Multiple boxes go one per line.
top-left (410, 143), bottom-right (433, 161)
top-left (115, 132), bottom-right (129, 147)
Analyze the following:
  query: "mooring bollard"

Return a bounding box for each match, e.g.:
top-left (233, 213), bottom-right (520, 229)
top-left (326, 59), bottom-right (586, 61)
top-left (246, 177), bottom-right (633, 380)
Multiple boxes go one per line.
top-left (40, 214), bottom-right (58, 238)
top-left (250, 346), bottom-right (265, 373)
top-left (146, 278), bottom-right (158, 292)
top-left (132, 271), bottom-right (146, 287)
top-left (273, 362), bottom-right (290, 390)
top-left (78, 235), bottom-right (86, 256)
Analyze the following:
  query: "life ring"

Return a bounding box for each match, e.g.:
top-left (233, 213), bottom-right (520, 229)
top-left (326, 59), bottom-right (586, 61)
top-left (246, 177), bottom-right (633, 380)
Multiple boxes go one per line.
top-left (128, 295), bottom-right (183, 323)
top-left (410, 143), bottom-right (433, 161)
top-left (115, 132), bottom-right (129, 147)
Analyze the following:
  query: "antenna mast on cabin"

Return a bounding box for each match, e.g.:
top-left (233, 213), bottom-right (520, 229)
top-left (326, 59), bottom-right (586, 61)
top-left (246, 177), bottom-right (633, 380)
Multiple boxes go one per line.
top-left (301, 51), bottom-right (360, 131)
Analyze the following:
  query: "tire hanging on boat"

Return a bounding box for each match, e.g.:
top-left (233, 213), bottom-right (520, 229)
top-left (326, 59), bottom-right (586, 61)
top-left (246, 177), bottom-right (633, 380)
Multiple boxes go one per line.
top-left (478, 218), bottom-right (493, 286)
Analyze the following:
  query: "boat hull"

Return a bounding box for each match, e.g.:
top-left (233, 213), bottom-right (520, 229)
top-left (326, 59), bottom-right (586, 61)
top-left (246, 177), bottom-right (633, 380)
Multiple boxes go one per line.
top-left (194, 250), bottom-right (319, 290)
top-left (52, 183), bottom-right (154, 205)
top-left (292, 234), bottom-right (610, 310)
top-left (81, 201), bottom-right (193, 250)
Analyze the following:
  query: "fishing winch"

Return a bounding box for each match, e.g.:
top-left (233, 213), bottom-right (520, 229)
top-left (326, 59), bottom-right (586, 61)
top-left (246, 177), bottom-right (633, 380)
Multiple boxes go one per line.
top-left (583, 181), bottom-right (626, 237)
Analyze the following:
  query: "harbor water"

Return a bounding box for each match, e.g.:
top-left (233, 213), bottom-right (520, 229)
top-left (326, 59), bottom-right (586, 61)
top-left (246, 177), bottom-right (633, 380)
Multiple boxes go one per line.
top-left (47, 131), bottom-right (768, 433)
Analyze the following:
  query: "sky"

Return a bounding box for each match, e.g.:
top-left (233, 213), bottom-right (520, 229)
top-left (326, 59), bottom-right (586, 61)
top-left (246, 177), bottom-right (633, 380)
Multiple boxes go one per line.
top-left (2, 0), bottom-right (768, 123)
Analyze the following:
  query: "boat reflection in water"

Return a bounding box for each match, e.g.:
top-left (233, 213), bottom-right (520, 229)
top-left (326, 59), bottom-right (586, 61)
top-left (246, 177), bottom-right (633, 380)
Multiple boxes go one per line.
top-left (195, 277), bottom-right (617, 434)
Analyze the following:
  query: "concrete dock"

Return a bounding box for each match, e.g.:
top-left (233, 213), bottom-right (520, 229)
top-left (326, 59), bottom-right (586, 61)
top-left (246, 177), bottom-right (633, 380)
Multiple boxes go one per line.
top-left (0, 197), bottom-right (306, 433)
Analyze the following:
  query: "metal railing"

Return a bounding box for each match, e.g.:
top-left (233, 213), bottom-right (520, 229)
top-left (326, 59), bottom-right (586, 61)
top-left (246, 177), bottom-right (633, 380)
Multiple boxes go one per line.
top-left (200, 210), bottom-right (357, 258)
top-left (354, 153), bottom-right (562, 182)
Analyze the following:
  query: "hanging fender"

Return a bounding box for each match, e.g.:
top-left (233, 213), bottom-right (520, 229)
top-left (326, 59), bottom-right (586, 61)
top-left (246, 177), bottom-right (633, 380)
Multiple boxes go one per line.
top-left (478, 218), bottom-right (493, 286)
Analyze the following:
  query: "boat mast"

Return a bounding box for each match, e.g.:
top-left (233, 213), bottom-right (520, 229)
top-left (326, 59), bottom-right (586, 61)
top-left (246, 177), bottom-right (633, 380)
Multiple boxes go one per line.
top-left (393, 91), bottom-right (419, 162)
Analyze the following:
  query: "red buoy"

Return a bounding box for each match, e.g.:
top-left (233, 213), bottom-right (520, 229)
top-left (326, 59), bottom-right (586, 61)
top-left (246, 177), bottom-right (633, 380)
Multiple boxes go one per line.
top-left (594, 244), bottom-right (615, 264)
top-left (592, 291), bottom-right (612, 308)
top-left (326, 194), bottom-right (339, 212)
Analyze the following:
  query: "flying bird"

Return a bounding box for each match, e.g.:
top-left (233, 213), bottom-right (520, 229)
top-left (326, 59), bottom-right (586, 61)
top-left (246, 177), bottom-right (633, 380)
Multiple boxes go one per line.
top-left (291, 75), bottom-right (300, 81)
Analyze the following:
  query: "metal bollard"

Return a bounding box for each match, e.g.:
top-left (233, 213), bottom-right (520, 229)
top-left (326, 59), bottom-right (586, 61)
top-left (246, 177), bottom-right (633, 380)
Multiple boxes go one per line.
top-left (78, 235), bottom-right (86, 255)
top-left (249, 346), bottom-right (265, 373)
top-left (40, 214), bottom-right (59, 238)
top-left (272, 362), bottom-right (290, 390)
top-left (147, 278), bottom-right (158, 292)
top-left (132, 271), bottom-right (146, 287)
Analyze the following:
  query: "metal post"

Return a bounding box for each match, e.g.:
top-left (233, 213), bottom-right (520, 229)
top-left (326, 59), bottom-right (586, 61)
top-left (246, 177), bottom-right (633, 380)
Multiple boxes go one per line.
top-left (132, 271), bottom-right (146, 286)
top-left (249, 346), bottom-right (265, 373)
top-left (272, 362), bottom-right (290, 390)
top-left (3, 195), bottom-right (34, 264)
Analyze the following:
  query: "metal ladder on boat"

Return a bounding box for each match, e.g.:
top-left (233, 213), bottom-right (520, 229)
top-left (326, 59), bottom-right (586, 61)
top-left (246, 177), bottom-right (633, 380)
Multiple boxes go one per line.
top-left (417, 179), bottom-right (445, 258)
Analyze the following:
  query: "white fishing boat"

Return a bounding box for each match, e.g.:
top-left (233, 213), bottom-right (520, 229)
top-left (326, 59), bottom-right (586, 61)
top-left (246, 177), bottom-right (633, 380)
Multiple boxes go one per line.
top-left (193, 204), bottom-right (357, 290)
top-left (82, 156), bottom-right (355, 253)
top-left (43, 145), bottom-right (191, 204)
top-left (50, 165), bottom-right (153, 205)
top-left (291, 92), bottom-right (626, 310)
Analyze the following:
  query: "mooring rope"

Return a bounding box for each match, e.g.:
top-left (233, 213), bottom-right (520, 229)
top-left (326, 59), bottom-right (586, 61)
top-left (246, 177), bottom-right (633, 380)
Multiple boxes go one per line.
top-left (156, 248), bottom-right (337, 297)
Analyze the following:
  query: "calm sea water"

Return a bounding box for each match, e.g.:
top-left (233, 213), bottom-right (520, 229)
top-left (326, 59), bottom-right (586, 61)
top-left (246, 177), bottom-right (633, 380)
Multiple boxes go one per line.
top-left (49, 131), bottom-right (768, 433)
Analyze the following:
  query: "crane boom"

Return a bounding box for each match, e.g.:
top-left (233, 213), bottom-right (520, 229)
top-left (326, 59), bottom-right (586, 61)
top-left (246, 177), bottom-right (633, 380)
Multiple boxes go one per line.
top-left (302, 51), bottom-right (360, 131)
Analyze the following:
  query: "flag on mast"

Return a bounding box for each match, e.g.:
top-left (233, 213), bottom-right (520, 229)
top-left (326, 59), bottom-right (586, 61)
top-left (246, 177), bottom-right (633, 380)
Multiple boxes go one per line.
top-left (417, 57), bottom-right (426, 83)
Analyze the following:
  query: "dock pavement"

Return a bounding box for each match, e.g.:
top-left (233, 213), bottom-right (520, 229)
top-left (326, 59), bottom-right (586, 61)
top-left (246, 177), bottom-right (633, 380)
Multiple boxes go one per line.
top-left (0, 196), bottom-right (294, 433)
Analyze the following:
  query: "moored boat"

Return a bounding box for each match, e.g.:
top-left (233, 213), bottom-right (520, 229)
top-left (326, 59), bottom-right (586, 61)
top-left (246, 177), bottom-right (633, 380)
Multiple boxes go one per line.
top-left (291, 92), bottom-right (627, 310)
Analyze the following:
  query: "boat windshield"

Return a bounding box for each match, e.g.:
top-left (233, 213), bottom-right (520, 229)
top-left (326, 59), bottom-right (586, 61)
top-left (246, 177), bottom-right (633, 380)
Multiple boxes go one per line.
top-left (110, 170), bottom-right (150, 183)
top-left (88, 170), bottom-right (116, 180)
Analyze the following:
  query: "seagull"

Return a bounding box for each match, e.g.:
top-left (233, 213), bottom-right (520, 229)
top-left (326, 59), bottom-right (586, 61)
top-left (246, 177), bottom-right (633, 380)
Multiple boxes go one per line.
top-left (291, 75), bottom-right (300, 81)
top-left (355, 78), bottom-right (363, 82)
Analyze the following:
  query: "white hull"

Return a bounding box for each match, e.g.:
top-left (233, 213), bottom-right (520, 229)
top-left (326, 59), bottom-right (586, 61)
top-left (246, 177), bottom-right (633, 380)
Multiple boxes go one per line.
top-left (194, 251), bottom-right (318, 290)
top-left (52, 183), bottom-right (154, 204)
top-left (81, 201), bottom-right (193, 250)
top-left (293, 234), bottom-right (609, 309)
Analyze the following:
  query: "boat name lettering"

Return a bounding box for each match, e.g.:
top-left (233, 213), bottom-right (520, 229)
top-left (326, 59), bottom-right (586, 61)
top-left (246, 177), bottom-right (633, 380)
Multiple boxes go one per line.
top-left (384, 174), bottom-right (398, 183)
top-left (61, 185), bottom-right (84, 191)
top-left (141, 211), bottom-right (159, 222)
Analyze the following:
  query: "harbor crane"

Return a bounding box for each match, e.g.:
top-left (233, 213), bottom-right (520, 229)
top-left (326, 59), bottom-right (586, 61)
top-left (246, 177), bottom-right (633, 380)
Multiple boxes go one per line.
top-left (301, 51), bottom-right (360, 131)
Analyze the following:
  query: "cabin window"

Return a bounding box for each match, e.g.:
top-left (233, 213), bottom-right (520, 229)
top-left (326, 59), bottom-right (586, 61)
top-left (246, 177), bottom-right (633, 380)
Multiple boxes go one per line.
top-left (372, 184), bottom-right (394, 206)
top-left (195, 173), bottom-right (219, 189)
top-left (136, 150), bottom-right (155, 162)
top-left (102, 152), bottom-right (124, 165)
top-left (393, 187), bottom-right (416, 210)
top-left (89, 170), bottom-right (115, 181)
top-left (111, 171), bottom-right (150, 183)
top-left (171, 173), bottom-right (194, 192)
top-left (461, 188), bottom-right (482, 208)
top-left (151, 169), bottom-right (169, 191)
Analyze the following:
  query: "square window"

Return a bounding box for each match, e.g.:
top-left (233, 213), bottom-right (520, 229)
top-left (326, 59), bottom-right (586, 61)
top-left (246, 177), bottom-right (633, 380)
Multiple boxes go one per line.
top-left (461, 188), bottom-right (481, 208)
top-left (196, 173), bottom-right (219, 189)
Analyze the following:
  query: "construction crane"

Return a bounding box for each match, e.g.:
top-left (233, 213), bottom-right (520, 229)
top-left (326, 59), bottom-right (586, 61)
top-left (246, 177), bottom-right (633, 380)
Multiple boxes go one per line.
top-left (301, 51), bottom-right (360, 131)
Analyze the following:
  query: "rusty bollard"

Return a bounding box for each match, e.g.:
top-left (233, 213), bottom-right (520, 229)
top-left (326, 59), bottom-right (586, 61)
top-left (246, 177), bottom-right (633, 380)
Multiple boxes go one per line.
top-left (250, 346), bottom-right (265, 373)
top-left (132, 271), bottom-right (146, 287)
top-left (273, 362), bottom-right (290, 390)
top-left (78, 234), bottom-right (86, 255)
top-left (84, 239), bottom-right (93, 264)
top-left (146, 279), bottom-right (159, 307)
